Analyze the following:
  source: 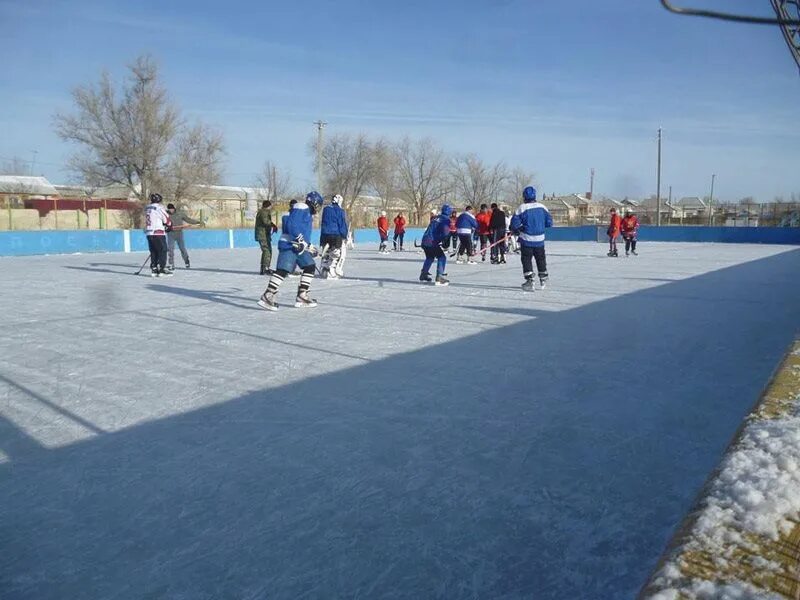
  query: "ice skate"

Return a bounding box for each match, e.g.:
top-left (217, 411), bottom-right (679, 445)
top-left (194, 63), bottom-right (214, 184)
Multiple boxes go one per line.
top-left (419, 271), bottom-right (432, 283)
top-left (539, 279), bottom-right (547, 290)
top-left (295, 292), bottom-right (318, 308)
top-left (467, 259), bottom-right (477, 265)
top-left (632, 250), bottom-right (638, 256)
top-left (150, 271), bottom-right (159, 278)
top-left (257, 292), bottom-right (278, 312)
top-left (160, 269), bottom-right (173, 277)
top-left (185, 260), bottom-right (190, 269)
top-left (434, 274), bottom-right (449, 286)
top-left (522, 278), bottom-right (535, 292)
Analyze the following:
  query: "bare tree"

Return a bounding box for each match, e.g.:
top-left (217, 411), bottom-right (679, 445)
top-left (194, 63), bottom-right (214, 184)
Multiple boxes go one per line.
top-left (450, 154), bottom-right (509, 208)
top-left (314, 132), bottom-right (377, 213)
top-left (54, 54), bottom-right (224, 206)
top-left (395, 137), bottom-right (448, 224)
top-left (0, 156), bottom-right (32, 176)
top-left (503, 167), bottom-right (536, 208)
top-left (370, 138), bottom-right (400, 212)
top-left (256, 161), bottom-right (292, 204)
top-left (161, 123), bottom-right (225, 204)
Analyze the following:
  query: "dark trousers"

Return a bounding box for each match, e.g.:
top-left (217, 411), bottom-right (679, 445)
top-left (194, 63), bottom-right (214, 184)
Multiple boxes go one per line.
top-left (521, 245), bottom-right (548, 281)
top-left (393, 231), bottom-right (404, 249)
top-left (258, 240), bottom-right (272, 272)
top-left (422, 245), bottom-right (447, 276)
top-left (457, 234), bottom-right (473, 256)
top-left (147, 235), bottom-right (168, 273)
top-left (479, 234), bottom-right (490, 260)
top-left (490, 228), bottom-right (506, 261)
top-left (624, 236), bottom-right (637, 253)
top-left (320, 234), bottom-right (343, 251)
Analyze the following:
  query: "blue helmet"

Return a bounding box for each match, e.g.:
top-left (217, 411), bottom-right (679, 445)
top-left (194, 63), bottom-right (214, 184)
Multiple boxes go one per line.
top-left (305, 191), bottom-right (323, 208)
top-left (441, 204), bottom-right (453, 217)
top-left (523, 186), bottom-right (537, 202)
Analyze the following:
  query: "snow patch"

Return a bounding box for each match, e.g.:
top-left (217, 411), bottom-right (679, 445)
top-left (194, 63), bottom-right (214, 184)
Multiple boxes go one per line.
top-left (650, 383), bottom-right (800, 598)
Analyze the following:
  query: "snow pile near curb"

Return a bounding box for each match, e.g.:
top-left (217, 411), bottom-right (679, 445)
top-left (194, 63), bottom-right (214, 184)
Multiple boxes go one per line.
top-left (644, 341), bottom-right (800, 599)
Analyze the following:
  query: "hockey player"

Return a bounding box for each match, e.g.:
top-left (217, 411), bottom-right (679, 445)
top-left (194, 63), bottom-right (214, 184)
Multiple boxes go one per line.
top-left (476, 204), bottom-right (492, 262)
top-left (144, 193), bottom-right (172, 277)
top-left (319, 194), bottom-right (349, 279)
top-left (505, 208), bottom-right (519, 253)
top-left (420, 204), bottom-right (453, 285)
top-left (257, 192), bottom-right (323, 311)
top-left (255, 200), bottom-right (278, 275)
top-left (393, 212), bottom-right (406, 251)
top-left (377, 211), bottom-right (390, 253)
top-left (165, 203), bottom-right (202, 271)
top-left (443, 210), bottom-right (458, 252)
top-left (509, 186), bottom-right (552, 292)
top-left (607, 208), bottom-right (621, 257)
top-left (620, 209), bottom-right (640, 256)
top-left (455, 205), bottom-right (478, 264)
top-left (489, 203), bottom-right (508, 264)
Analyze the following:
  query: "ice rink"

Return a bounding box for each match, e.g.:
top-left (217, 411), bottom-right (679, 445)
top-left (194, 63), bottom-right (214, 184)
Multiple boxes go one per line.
top-left (2, 241), bottom-right (799, 599)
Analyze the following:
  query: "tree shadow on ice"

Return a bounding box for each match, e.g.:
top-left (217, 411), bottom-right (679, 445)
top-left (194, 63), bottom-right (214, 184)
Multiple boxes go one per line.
top-left (1, 249), bottom-right (799, 600)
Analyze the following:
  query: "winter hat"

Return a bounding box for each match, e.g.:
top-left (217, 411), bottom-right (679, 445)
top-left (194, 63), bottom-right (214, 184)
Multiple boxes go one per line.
top-left (522, 186), bottom-right (537, 202)
top-left (332, 194), bottom-right (343, 205)
top-left (166, 203), bottom-right (176, 210)
top-left (150, 193), bottom-right (163, 203)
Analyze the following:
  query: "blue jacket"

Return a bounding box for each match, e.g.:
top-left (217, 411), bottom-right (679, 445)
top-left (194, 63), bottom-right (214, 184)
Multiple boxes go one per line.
top-left (278, 203), bottom-right (313, 252)
top-left (455, 212), bottom-right (478, 234)
top-left (509, 201), bottom-right (553, 248)
top-left (421, 215), bottom-right (451, 247)
top-left (320, 204), bottom-right (348, 238)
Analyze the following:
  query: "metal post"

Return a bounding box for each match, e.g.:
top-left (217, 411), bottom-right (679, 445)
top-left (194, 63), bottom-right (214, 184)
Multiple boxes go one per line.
top-left (708, 174), bottom-right (716, 226)
top-left (656, 128), bottom-right (662, 226)
top-left (313, 120), bottom-right (327, 193)
top-left (589, 168), bottom-right (594, 199)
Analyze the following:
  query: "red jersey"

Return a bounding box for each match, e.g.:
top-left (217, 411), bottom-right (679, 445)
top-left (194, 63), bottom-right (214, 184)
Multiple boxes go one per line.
top-left (393, 215), bottom-right (406, 234)
top-left (449, 214), bottom-right (457, 232)
top-left (476, 212), bottom-right (491, 235)
top-left (607, 213), bottom-right (621, 236)
top-left (621, 215), bottom-right (639, 236)
top-left (377, 216), bottom-right (389, 234)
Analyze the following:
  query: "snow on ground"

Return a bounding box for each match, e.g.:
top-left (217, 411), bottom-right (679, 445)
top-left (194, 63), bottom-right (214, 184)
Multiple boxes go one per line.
top-left (1, 242), bottom-right (799, 599)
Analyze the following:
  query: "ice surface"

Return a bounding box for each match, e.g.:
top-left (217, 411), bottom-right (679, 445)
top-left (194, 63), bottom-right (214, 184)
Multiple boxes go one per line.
top-left (1, 242), bottom-right (799, 599)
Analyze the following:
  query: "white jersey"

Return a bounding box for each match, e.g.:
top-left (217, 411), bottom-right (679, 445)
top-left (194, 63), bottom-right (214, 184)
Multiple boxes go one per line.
top-left (144, 203), bottom-right (171, 236)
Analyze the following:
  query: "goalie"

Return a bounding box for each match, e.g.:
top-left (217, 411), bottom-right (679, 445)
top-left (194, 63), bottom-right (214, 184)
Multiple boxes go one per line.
top-left (319, 194), bottom-right (349, 279)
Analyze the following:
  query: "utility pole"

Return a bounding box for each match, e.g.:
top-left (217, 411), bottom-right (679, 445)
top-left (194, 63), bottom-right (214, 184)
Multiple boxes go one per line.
top-left (708, 173), bottom-right (716, 226)
top-left (656, 128), bottom-right (662, 226)
top-left (313, 120), bottom-right (327, 193)
top-left (30, 150), bottom-right (38, 176)
top-left (589, 168), bottom-right (595, 199)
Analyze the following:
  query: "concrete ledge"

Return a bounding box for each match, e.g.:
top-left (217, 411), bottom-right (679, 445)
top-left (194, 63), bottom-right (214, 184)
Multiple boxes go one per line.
top-left (640, 338), bottom-right (800, 599)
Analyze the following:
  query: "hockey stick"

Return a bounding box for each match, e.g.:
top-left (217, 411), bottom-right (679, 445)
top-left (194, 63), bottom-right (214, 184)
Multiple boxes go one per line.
top-left (134, 255), bottom-right (150, 275)
top-left (477, 233), bottom-right (513, 256)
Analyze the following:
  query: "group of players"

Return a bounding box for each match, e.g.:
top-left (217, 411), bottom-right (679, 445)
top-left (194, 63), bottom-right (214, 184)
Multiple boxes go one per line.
top-left (254, 184), bottom-right (553, 310)
top-left (145, 184), bottom-right (637, 312)
top-left (606, 207), bottom-right (641, 257)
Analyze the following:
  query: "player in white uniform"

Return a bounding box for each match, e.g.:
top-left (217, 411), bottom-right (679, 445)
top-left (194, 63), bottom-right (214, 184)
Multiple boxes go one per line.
top-left (144, 193), bottom-right (172, 277)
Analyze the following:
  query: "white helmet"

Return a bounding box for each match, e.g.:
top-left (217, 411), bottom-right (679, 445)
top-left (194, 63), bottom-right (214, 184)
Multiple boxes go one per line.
top-left (381, 210), bottom-right (387, 216)
top-left (332, 194), bottom-right (343, 205)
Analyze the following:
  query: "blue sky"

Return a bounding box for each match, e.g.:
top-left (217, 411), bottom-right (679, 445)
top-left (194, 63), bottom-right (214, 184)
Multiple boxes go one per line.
top-left (1, 0), bottom-right (798, 201)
